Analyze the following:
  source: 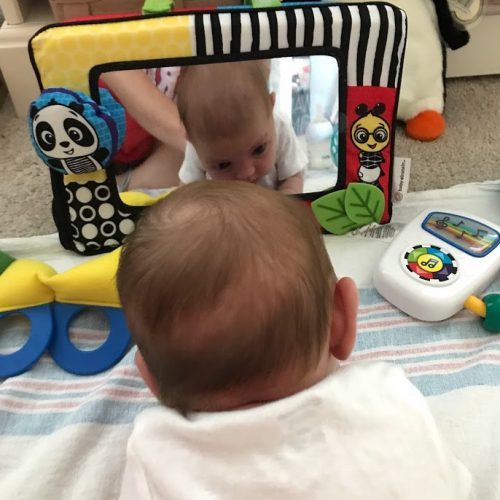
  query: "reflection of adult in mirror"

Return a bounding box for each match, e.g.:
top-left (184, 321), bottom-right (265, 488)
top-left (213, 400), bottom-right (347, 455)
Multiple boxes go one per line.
top-left (101, 69), bottom-right (187, 190)
top-left (176, 61), bottom-right (306, 194)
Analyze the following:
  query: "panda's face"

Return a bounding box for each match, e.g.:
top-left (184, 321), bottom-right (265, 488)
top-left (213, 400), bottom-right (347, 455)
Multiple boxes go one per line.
top-left (33, 104), bottom-right (98, 160)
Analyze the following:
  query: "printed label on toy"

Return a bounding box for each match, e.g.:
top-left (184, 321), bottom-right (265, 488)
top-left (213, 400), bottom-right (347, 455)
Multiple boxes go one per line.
top-left (402, 244), bottom-right (459, 286)
top-left (392, 157), bottom-right (411, 203)
top-left (346, 222), bottom-right (405, 240)
top-left (422, 211), bottom-right (500, 257)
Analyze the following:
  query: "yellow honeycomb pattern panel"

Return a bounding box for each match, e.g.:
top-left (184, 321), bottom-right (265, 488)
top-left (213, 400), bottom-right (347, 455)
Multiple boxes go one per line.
top-left (31, 15), bottom-right (194, 95)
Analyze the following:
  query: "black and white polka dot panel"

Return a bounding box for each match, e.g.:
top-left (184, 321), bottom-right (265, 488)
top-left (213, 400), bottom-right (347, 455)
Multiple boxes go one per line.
top-left (65, 177), bottom-right (135, 253)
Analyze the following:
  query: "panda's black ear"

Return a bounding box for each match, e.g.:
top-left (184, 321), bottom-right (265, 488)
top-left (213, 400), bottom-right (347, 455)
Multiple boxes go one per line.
top-left (372, 102), bottom-right (386, 116)
top-left (69, 101), bottom-right (84, 115)
top-left (355, 104), bottom-right (369, 117)
top-left (30, 105), bottom-right (39, 120)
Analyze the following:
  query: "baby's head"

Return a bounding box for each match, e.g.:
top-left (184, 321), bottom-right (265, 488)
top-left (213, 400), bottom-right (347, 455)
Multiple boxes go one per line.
top-left (117, 181), bottom-right (358, 413)
top-left (176, 61), bottom-right (276, 184)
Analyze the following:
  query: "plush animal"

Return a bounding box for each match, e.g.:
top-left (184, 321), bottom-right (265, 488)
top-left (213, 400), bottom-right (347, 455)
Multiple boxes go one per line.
top-left (399, 0), bottom-right (470, 141)
top-left (29, 88), bottom-right (126, 175)
top-left (28, 89), bottom-right (144, 256)
top-left (341, 0), bottom-right (470, 141)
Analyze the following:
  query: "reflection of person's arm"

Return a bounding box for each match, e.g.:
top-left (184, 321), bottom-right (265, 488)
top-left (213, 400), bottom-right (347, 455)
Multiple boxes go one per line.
top-left (278, 171), bottom-right (304, 194)
top-left (101, 70), bottom-right (186, 154)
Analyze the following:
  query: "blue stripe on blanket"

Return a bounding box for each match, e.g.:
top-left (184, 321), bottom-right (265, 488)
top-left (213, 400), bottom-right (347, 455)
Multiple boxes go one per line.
top-left (1, 279), bottom-right (498, 436)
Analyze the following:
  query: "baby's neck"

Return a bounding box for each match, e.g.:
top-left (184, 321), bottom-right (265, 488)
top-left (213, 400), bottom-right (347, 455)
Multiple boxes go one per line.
top-left (192, 352), bottom-right (336, 413)
top-left (237, 356), bottom-right (338, 411)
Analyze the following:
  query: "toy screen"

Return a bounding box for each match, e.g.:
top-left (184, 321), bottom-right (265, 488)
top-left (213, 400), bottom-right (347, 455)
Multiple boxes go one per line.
top-left (423, 211), bottom-right (500, 257)
top-left (99, 55), bottom-right (339, 194)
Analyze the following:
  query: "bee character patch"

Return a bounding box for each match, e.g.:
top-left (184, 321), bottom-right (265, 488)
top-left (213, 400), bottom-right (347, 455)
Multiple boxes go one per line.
top-left (351, 102), bottom-right (390, 187)
top-left (28, 88), bottom-right (126, 175)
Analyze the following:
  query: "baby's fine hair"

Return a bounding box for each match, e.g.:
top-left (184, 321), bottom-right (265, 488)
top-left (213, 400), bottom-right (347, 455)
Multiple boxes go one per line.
top-left (176, 60), bottom-right (273, 143)
top-left (117, 181), bottom-right (333, 412)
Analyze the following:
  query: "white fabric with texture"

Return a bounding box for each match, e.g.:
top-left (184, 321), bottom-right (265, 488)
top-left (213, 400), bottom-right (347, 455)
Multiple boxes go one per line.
top-left (119, 362), bottom-right (471, 500)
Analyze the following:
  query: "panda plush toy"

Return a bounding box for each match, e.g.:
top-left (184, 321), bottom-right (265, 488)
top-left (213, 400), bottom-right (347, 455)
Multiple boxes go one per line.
top-left (341, 0), bottom-right (470, 141)
top-left (31, 101), bottom-right (110, 175)
top-left (28, 88), bottom-right (137, 256)
top-left (29, 88), bottom-right (126, 174)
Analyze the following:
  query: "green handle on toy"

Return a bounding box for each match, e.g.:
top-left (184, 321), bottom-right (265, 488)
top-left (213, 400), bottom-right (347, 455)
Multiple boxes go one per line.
top-left (464, 294), bottom-right (500, 333)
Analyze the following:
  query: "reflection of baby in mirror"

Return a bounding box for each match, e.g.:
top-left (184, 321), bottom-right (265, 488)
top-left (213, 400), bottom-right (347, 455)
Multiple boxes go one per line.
top-left (176, 61), bottom-right (306, 194)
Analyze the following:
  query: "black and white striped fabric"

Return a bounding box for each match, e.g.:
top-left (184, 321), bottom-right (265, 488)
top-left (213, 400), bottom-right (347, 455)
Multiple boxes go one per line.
top-left (193, 3), bottom-right (406, 88)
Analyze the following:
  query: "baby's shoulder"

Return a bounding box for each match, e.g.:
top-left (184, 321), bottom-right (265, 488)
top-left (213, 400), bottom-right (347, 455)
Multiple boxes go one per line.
top-left (329, 360), bottom-right (408, 388)
top-left (273, 111), bottom-right (293, 136)
top-left (325, 361), bottom-right (425, 415)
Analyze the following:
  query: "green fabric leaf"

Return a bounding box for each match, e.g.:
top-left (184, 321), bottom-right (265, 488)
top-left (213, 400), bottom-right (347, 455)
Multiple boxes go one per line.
top-left (249, 0), bottom-right (281, 6)
top-left (311, 190), bottom-right (364, 235)
top-left (142, 0), bottom-right (173, 14)
top-left (0, 250), bottom-right (15, 275)
top-left (344, 183), bottom-right (385, 225)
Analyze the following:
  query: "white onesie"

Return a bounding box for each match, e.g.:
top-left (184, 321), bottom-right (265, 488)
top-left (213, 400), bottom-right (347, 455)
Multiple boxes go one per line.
top-left (120, 361), bottom-right (471, 500)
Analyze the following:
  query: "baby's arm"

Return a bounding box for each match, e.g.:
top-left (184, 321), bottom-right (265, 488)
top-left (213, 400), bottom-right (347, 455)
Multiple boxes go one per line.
top-left (101, 69), bottom-right (186, 155)
top-left (278, 171), bottom-right (304, 194)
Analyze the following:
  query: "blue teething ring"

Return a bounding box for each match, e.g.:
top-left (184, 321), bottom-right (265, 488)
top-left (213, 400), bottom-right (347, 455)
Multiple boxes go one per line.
top-left (0, 304), bottom-right (53, 378)
top-left (49, 302), bottom-right (132, 375)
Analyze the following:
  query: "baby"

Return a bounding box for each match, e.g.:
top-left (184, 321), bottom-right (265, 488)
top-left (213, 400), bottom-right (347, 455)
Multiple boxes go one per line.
top-left (176, 61), bottom-right (306, 194)
top-left (117, 181), bottom-right (471, 499)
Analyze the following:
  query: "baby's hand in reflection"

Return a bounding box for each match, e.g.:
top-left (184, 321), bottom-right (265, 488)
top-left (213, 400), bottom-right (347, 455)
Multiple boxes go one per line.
top-left (278, 171), bottom-right (304, 195)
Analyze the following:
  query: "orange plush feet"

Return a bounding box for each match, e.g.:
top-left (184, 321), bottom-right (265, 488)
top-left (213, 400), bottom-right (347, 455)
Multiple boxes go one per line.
top-left (405, 110), bottom-right (445, 141)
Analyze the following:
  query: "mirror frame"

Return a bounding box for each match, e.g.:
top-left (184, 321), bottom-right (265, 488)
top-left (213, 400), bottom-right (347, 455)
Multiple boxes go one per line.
top-left (29, 3), bottom-right (406, 255)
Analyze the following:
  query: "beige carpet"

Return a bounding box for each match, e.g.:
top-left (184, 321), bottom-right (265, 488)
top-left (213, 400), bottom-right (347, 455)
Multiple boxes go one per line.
top-left (0, 96), bottom-right (54, 238)
top-left (0, 75), bottom-right (499, 238)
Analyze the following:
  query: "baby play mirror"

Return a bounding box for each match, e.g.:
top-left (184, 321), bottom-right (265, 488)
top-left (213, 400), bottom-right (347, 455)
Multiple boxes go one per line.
top-left (99, 55), bottom-right (340, 194)
top-left (28, 3), bottom-right (407, 255)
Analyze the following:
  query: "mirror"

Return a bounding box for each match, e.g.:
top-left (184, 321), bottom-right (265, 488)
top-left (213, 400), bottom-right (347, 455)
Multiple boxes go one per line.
top-left (100, 55), bottom-right (339, 195)
top-left (29, 2), bottom-right (406, 256)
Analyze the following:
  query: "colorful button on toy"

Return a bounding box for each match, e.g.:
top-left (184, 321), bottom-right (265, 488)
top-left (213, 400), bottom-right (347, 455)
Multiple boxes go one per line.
top-left (402, 244), bottom-right (458, 285)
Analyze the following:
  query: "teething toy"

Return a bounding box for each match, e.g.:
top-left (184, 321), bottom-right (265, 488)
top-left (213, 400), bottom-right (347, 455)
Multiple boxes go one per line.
top-left (0, 248), bottom-right (132, 378)
top-left (311, 183), bottom-right (385, 235)
top-left (0, 250), bottom-right (55, 378)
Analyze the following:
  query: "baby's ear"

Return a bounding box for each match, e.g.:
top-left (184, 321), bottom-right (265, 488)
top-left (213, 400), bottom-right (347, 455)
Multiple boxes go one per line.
top-left (329, 277), bottom-right (358, 361)
top-left (270, 91), bottom-right (276, 108)
top-left (135, 349), bottom-right (161, 398)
